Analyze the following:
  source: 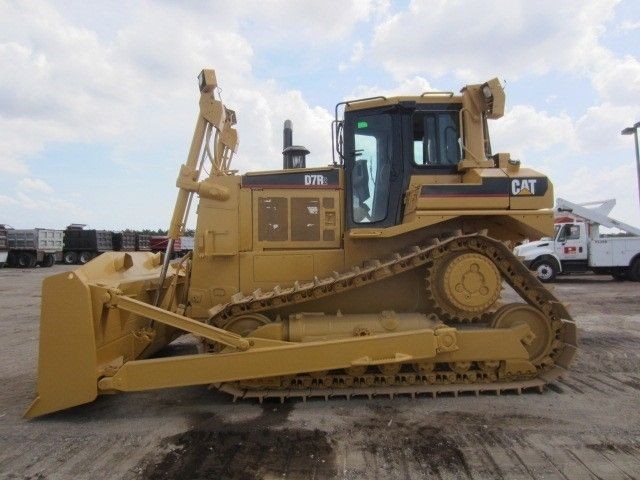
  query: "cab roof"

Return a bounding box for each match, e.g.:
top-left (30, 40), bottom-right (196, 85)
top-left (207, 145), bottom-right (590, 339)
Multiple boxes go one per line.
top-left (343, 94), bottom-right (463, 112)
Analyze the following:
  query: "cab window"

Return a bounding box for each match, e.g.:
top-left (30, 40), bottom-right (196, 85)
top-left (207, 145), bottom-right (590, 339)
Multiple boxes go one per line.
top-left (412, 112), bottom-right (461, 166)
top-left (557, 224), bottom-right (580, 241)
top-left (351, 114), bottom-right (393, 223)
top-left (567, 224), bottom-right (580, 239)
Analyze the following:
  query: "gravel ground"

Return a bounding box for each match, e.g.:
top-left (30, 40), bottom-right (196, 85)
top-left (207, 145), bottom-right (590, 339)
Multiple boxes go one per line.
top-left (0, 265), bottom-right (639, 480)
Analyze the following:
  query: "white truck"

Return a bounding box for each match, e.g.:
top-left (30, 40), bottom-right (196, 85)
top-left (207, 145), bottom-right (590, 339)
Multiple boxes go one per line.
top-left (514, 198), bottom-right (640, 282)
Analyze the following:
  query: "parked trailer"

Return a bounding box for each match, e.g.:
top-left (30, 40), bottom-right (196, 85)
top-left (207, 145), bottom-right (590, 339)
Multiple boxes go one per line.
top-left (0, 226), bottom-right (7, 268)
top-left (113, 232), bottom-right (152, 252)
top-left (149, 235), bottom-right (179, 254)
top-left (63, 225), bottom-right (114, 265)
top-left (113, 232), bottom-right (137, 251)
top-left (6, 229), bottom-right (63, 268)
top-left (136, 233), bottom-right (151, 251)
top-left (149, 235), bottom-right (193, 258)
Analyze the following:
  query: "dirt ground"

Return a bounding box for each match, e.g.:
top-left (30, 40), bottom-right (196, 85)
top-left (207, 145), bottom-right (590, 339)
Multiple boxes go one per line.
top-left (0, 265), bottom-right (639, 480)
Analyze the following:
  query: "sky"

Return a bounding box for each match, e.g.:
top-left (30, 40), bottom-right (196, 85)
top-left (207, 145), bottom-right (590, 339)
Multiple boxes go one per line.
top-left (1, 0), bottom-right (639, 230)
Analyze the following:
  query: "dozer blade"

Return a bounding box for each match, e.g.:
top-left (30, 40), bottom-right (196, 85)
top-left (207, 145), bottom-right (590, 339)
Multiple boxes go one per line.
top-left (25, 252), bottom-right (183, 419)
top-left (25, 269), bottom-right (98, 418)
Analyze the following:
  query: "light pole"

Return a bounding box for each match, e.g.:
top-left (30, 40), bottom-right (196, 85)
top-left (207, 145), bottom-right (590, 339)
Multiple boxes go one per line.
top-left (621, 121), bottom-right (640, 209)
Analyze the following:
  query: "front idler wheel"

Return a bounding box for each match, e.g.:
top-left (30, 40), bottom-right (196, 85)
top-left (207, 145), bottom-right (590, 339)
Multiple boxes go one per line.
top-left (490, 303), bottom-right (554, 365)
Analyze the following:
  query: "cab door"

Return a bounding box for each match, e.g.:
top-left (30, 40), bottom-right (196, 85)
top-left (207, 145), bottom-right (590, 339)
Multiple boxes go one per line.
top-left (344, 107), bottom-right (406, 229)
top-left (555, 223), bottom-right (588, 260)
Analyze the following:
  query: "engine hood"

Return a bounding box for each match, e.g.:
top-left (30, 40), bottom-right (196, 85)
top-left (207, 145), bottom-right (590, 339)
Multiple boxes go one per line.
top-left (513, 239), bottom-right (553, 256)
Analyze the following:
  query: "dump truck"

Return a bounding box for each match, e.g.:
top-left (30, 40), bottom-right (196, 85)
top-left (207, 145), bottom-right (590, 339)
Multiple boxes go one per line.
top-left (4, 227), bottom-right (63, 268)
top-left (63, 224), bottom-right (114, 264)
top-left (25, 69), bottom-right (577, 418)
top-left (514, 198), bottom-right (640, 281)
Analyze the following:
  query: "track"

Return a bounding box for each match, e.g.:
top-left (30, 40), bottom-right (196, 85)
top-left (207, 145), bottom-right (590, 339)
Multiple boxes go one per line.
top-left (206, 232), bottom-right (577, 401)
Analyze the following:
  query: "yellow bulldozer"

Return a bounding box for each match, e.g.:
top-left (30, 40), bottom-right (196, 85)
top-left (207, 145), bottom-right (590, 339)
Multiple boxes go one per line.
top-left (25, 69), bottom-right (576, 418)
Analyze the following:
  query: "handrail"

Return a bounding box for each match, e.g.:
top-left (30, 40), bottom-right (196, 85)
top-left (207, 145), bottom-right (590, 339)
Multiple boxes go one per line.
top-left (420, 91), bottom-right (454, 97)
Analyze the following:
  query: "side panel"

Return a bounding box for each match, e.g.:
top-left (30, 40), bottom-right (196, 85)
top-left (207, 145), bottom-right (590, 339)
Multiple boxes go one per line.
top-left (37, 229), bottom-right (64, 252)
top-left (414, 169), bottom-right (510, 211)
top-left (250, 189), bottom-right (342, 250)
top-left (590, 237), bottom-right (640, 267)
top-left (188, 176), bottom-right (241, 318)
top-left (240, 249), bottom-right (344, 293)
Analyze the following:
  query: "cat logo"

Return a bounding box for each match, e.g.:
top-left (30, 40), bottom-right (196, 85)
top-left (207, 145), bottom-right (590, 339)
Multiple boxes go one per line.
top-left (511, 178), bottom-right (538, 196)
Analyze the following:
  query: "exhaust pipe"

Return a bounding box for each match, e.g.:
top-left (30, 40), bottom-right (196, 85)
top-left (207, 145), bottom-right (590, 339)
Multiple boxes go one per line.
top-left (282, 120), bottom-right (309, 169)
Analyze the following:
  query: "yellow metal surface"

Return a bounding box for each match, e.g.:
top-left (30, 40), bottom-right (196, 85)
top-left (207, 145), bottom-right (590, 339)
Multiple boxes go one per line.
top-left (95, 324), bottom-right (532, 393)
top-left (438, 252), bottom-right (501, 314)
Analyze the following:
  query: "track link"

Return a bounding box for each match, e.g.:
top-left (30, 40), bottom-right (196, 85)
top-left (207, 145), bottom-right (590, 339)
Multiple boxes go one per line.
top-left (205, 232), bottom-right (577, 401)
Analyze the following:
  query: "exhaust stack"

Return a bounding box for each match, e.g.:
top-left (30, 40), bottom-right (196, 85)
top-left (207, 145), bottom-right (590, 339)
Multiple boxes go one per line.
top-left (282, 119), bottom-right (309, 169)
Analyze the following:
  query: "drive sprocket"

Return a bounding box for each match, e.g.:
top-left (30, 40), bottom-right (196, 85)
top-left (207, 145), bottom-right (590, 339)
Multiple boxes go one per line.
top-left (426, 250), bottom-right (501, 322)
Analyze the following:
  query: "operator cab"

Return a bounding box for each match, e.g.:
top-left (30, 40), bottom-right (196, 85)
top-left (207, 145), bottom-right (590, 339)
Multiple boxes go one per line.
top-left (341, 98), bottom-right (470, 229)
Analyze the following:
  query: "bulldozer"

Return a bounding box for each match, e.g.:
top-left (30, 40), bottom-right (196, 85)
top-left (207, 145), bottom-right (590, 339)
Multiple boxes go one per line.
top-left (25, 69), bottom-right (576, 418)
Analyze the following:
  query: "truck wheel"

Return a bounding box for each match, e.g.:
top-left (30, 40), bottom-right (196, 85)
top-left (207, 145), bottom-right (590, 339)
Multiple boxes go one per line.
top-left (41, 254), bottom-right (55, 268)
top-left (629, 258), bottom-right (640, 282)
top-left (18, 252), bottom-right (36, 268)
top-left (532, 259), bottom-right (557, 282)
top-left (78, 251), bottom-right (94, 264)
top-left (63, 251), bottom-right (77, 265)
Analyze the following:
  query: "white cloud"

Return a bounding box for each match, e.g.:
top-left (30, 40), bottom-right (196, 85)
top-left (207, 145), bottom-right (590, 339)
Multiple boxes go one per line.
top-left (0, 0), bottom-right (342, 181)
top-left (339, 41), bottom-right (366, 72)
top-left (558, 163), bottom-right (640, 226)
top-left (575, 103), bottom-right (640, 152)
top-left (371, 0), bottom-right (618, 81)
top-left (234, 0), bottom-right (388, 47)
top-left (490, 101), bottom-right (640, 162)
top-left (619, 20), bottom-right (640, 31)
top-left (349, 76), bottom-right (435, 99)
top-left (14, 191), bottom-right (85, 214)
top-left (0, 195), bottom-right (18, 207)
top-left (18, 177), bottom-right (53, 193)
top-left (491, 105), bottom-right (576, 158)
top-left (590, 54), bottom-right (640, 105)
